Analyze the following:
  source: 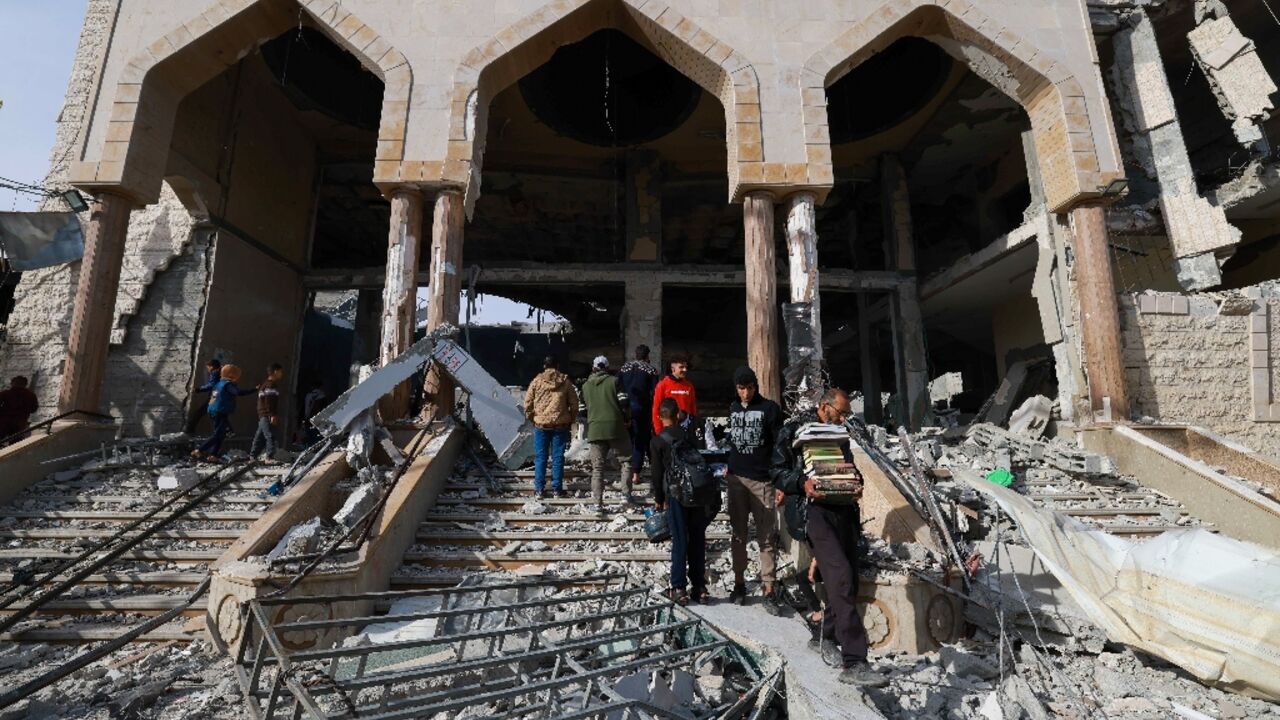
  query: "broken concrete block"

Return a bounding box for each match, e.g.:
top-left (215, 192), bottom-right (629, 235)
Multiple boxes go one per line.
top-left (333, 482), bottom-right (380, 529)
top-left (49, 469), bottom-right (81, 483)
top-left (266, 517), bottom-right (324, 562)
top-left (1007, 395), bottom-right (1053, 438)
top-left (1219, 295), bottom-right (1255, 316)
top-left (940, 645), bottom-right (1000, 681)
top-left (156, 466), bottom-right (199, 491)
top-left (363, 595), bottom-right (443, 643)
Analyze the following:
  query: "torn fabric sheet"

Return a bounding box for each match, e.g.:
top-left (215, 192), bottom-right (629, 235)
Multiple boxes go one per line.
top-left (0, 212), bottom-right (84, 270)
top-left (958, 469), bottom-right (1280, 701)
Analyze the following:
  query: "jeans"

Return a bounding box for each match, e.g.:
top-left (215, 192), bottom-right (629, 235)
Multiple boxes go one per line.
top-left (589, 436), bottom-right (633, 504)
top-left (532, 426), bottom-right (570, 493)
top-left (198, 413), bottom-right (232, 456)
top-left (668, 500), bottom-right (710, 591)
top-left (629, 414), bottom-right (651, 475)
top-left (250, 416), bottom-right (277, 458)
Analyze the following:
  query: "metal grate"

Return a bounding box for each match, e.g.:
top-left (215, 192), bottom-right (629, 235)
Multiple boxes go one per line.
top-left (235, 574), bottom-right (778, 719)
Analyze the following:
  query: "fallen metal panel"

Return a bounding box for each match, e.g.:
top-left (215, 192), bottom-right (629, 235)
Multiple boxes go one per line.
top-left (430, 339), bottom-right (531, 468)
top-left (311, 337), bottom-right (437, 437)
top-left (959, 469), bottom-right (1280, 702)
top-left (310, 337), bottom-right (532, 468)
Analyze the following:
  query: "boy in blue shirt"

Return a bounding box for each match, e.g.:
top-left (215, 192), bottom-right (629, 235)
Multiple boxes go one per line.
top-left (193, 364), bottom-right (255, 461)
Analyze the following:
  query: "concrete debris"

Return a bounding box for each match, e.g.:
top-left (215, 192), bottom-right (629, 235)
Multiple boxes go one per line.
top-left (1187, 11), bottom-right (1277, 149)
top-left (332, 481), bottom-right (380, 529)
top-left (1218, 294), bottom-right (1256, 316)
top-left (969, 423), bottom-right (1115, 475)
top-left (155, 465), bottom-right (199, 491)
top-left (1006, 395), bottom-right (1053, 438)
top-left (265, 517), bottom-right (325, 562)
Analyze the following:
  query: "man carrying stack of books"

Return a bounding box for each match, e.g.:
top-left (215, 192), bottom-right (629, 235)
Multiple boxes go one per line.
top-left (771, 387), bottom-right (889, 688)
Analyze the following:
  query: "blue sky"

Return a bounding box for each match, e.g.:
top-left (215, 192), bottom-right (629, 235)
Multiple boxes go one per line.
top-left (0, 2), bottom-right (86, 211)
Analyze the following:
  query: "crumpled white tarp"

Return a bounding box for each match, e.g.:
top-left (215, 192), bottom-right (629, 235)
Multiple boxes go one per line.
top-left (959, 469), bottom-right (1280, 701)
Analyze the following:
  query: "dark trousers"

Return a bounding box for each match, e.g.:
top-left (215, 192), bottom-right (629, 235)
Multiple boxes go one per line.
top-left (807, 503), bottom-right (868, 666)
top-left (667, 501), bottom-right (710, 591)
top-left (629, 415), bottom-right (651, 474)
top-left (198, 413), bottom-right (232, 456)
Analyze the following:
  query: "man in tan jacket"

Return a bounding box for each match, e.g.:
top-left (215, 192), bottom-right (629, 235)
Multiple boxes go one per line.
top-left (524, 355), bottom-right (579, 498)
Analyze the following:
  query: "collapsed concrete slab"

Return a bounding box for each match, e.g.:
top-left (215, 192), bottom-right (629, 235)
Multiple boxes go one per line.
top-left (1187, 9), bottom-right (1277, 150)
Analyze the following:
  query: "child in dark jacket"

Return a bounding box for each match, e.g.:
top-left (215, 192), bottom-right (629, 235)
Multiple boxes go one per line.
top-left (193, 364), bottom-right (255, 461)
top-left (250, 363), bottom-right (284, 462)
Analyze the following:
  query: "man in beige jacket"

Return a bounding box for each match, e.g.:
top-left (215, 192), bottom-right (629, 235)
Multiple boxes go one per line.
top-left (524, 355), bottom-right (579, 498)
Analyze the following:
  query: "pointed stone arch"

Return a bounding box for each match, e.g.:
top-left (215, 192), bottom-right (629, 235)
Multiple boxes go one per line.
top-left (71, 0), bottom-right (413, 204)
top-left (400, 0), bottom-right (765, 212)
top-left (801, 0), bottom-right (1122, 213)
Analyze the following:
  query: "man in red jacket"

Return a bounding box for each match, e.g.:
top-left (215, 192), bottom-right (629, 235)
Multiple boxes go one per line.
top-left (652, 353), bottom-right (698, 435)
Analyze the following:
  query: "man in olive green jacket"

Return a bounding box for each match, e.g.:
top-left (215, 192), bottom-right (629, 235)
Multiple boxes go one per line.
top-left (581, 356), bottom-right (634, 510)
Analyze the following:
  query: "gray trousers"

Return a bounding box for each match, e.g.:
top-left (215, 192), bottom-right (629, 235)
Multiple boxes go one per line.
top-left (589, 437), bottom-right (633, 504)
top-left (250, 416), bottom-right (277, 458)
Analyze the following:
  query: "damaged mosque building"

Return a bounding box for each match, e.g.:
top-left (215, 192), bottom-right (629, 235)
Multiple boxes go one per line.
top-left (1, 0), bottom-right (1280, 718)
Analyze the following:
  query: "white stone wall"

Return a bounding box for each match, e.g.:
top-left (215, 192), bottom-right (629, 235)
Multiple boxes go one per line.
top-left (1121, 288), bottom-right (1280, 459)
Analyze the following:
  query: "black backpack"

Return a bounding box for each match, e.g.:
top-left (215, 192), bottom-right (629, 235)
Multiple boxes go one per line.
top-left (668, 438), bottom-right (719, 510)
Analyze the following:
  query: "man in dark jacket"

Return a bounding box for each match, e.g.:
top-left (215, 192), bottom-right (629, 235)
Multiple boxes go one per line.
top-left (650, 397), bottom-right (715, 605)
top-left (582, 355), bottom-right (633, 510)
top-left (724, 366), bottom-right (785, 612)
top-left (619, 344), bottom-right (659, 488)
top-left (772, 387), bottom-right (887, 687)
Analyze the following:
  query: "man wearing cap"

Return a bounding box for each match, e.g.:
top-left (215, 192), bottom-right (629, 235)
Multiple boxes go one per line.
top-left (581, 355), bottom-right (634, 511)
top-left (724, 365), bottom-right (785, 612)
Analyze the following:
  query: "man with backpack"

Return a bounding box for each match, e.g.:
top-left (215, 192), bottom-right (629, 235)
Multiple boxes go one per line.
top-left (650, 397), bottom-right (719, 606)
top-left (724, 366), bottom-right (785, 613)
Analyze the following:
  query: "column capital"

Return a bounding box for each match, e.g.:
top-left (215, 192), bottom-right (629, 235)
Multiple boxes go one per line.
top-left (382, 184), bottom-right (425, 201)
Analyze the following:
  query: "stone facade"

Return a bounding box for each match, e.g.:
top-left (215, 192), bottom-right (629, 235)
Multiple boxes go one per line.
top-left (69, 0), bottom-right (1122, 211)
top-left (1121, 289), bottom-right (1280, 458)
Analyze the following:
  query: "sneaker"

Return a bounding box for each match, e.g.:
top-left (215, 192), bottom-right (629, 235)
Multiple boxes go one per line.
top-left (553, 490), bottom-right (569, 499)
top-left (535, 490), bottom-right (547, 500)
top-left (729, 583), bottom-right (747, 606)
top-left (838, 662), bottom-right (889, 688)
top-left (761, 589), bottom-right (786, 616)
top-left (808, 639), bottom-right (842, 667)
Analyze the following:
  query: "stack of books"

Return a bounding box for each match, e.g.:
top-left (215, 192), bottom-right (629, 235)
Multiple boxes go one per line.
top-left (795, 424), bottom-right (863, 503)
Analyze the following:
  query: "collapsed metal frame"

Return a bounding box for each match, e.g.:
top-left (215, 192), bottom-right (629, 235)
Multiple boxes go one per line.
top-left (236, 573), bottom-right (776, 720)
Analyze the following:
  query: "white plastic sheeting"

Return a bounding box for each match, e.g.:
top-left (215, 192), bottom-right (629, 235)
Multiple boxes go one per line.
top-left (959, 470), bottom-right (1280, 701)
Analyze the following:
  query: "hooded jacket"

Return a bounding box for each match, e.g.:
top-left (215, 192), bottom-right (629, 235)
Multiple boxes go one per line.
top-left (651, 374), bottom-right (697, 434)
top-left (619, 360), bottom-right (659, 415)
top-left (581, 370), bottom-right (629, 442)
top-left (726, 392), bottom-right (783, 481)
top-left (524, 368), bottom-right (579, 428)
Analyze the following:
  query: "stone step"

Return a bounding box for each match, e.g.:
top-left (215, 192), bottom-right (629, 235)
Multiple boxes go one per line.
top-left (414, 529), bottom-right (731, 546)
